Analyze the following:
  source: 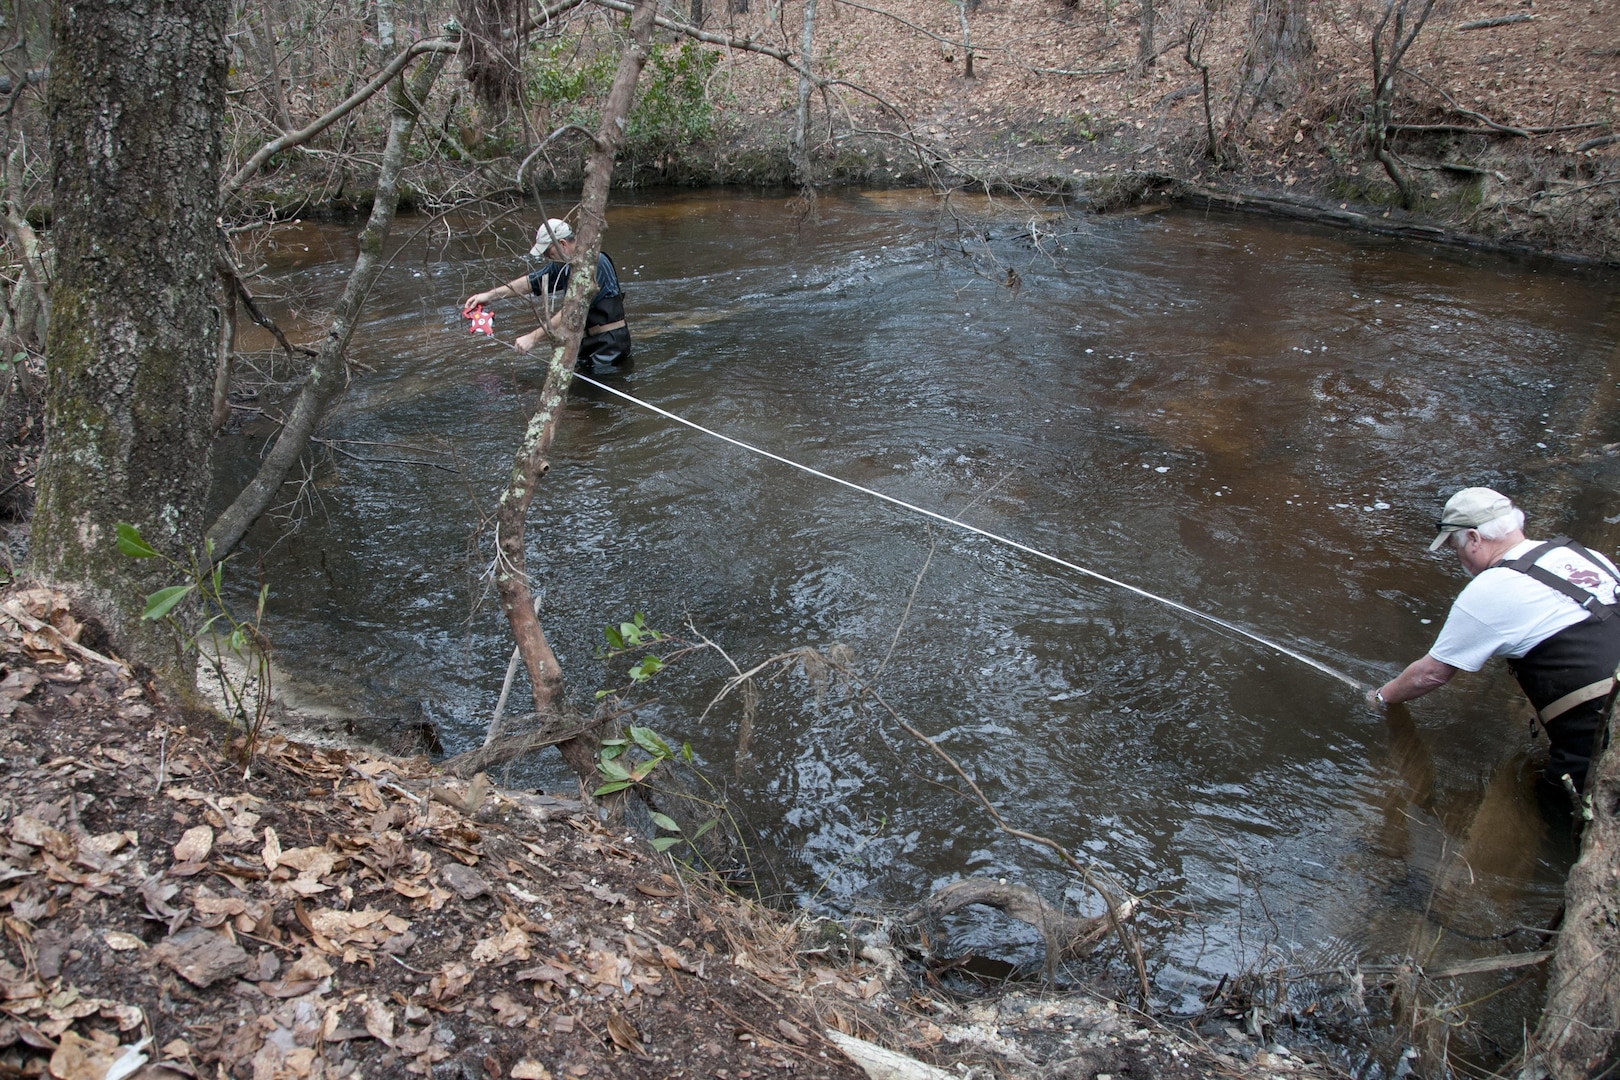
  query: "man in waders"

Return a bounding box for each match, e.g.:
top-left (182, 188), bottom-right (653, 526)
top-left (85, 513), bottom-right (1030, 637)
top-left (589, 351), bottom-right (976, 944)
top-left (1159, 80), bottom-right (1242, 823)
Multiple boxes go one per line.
top-left (462, 218), bottom-right (630, 372)
top-left (1369, 487), bottom-right (1620, 796)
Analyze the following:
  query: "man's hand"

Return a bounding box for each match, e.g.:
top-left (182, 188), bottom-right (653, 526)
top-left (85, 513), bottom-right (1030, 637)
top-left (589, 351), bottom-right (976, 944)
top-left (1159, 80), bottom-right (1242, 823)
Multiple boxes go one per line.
top-left (461, 291), bottom-right (489, 314)
top-left (515, 329), bottom-right (544, 354)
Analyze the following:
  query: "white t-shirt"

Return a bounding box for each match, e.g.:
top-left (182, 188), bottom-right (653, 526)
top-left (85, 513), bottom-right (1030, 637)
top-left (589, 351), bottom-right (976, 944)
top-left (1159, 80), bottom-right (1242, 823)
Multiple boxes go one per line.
top-left (1429, 538), bottom-right (1620, 672)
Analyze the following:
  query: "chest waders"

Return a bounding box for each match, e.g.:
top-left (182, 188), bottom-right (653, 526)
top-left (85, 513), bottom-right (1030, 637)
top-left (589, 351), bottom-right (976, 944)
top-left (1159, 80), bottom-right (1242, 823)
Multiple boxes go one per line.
top-left (1496, 536), bottom-right (1620, 792)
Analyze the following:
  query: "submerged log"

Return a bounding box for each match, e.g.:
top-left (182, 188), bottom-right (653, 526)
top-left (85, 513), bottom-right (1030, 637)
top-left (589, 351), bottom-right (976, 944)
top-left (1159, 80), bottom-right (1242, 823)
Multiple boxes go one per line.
top-left (903, 877), bottom-right (1140, 962)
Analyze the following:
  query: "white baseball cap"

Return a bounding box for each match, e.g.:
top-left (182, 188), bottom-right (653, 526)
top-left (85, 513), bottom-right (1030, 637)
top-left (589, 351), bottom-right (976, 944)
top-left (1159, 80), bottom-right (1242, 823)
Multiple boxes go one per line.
top-left (1429, 487), bottom-right (1515, 551)
top-left (529, 218), bottom-right (573, 256)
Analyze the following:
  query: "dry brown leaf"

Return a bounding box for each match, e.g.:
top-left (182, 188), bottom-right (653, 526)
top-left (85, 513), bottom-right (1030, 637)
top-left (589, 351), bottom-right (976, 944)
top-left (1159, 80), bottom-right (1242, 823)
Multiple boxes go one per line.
top-left (510, 1061), bottom-right (553, 1080)
top-left (47, 1029), bottom-right (119, 1080)
top-left (604, 1011), bottom-right (645, 1056)
top-left (465, 772), bottom-right (492, 814)
top-left (150, 927), bottom-right (249, 988)
top-left (470, 927), bottom-right (530, 964)
top-left (171, 827), bottom-right (213, 864)
top-left (12, 817), bottom-right (75, 861)
top-left (488, 991), bottom-right (531, 1027)
top-left (362, 999), bottom-right (395, 1046)
top-left (633, 882), bottom-right (679, 898)
top-left (261, 828), bottom-right (281, 873)
top-left (284, 950), bottom-right (335, 982)
top-left (102, 931), bottom-right (144, 951)
top-left (428, 962), bottom-right (472, 1002)
top-left (656, 944), bottom-right (694, 972)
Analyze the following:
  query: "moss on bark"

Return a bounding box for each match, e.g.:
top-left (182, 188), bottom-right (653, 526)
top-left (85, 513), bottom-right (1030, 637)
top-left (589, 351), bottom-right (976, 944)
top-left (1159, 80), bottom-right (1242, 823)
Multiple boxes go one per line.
top-left (31, 0), bottom-right (227, 682)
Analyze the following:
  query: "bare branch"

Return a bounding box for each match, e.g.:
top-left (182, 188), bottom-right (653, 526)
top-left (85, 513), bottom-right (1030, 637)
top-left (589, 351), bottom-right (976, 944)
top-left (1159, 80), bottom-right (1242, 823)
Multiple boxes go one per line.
top-left (590, 0), bottom-right (794, 61)
top-left (223, 35), bottom-right (459, 199)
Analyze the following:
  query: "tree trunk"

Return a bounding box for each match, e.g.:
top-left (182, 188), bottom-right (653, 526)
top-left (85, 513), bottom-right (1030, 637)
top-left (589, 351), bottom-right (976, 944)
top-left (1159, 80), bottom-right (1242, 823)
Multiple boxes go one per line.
top-left (493, 0), bottom-right (655, 786)
top-left (1137, 0), bottom-right (1154, 71)
top-left (206, 43), bottom-right (453, 563)
top-left (957, 1), bottom-right (975, 77)
top-left (791, 0), bottom-right (819, 183)
top-left (1529, 697), bottom-right (1620, 1079)
top-left (32, 0), bottom-right (226, 682)
top-left (1367, 0), bottom-right (1433, 208)
top-left (245, 0), bottom-right (293, 133)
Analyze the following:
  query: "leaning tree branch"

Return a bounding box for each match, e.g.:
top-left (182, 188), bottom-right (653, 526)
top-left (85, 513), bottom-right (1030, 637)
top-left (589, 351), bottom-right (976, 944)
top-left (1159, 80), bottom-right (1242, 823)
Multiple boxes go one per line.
top-left (222, 35), bottom-right (459, 199)
top-left (206, 39), bottom-right (455, 564)
top-left (493, 0), bottom-right (657, 787)
top-left (215, 244), bottom-right (307, 363)
top-left (590, 0), bottom-right (794, 62)
top-left (1388, 121), bottom-right (1604, 136)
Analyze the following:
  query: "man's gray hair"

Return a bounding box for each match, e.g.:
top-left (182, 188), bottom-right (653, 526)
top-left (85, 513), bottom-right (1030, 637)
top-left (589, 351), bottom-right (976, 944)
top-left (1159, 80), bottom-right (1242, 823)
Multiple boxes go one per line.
top-left (1474, 508), bottom-right (1525, 542)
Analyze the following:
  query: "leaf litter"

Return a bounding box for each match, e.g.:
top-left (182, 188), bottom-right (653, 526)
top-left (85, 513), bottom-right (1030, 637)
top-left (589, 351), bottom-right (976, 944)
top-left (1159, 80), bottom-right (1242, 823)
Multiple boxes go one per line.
top-left (0, 587), bottom-right (1352, 1079)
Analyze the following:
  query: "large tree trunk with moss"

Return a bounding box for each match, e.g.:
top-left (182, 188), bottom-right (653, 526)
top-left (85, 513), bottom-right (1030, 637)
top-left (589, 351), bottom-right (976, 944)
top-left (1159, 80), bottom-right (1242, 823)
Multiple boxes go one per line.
top-left (1528, 697), bottom-right (1620, 1079)
top-left (30, 0), bottom-right (226, 681)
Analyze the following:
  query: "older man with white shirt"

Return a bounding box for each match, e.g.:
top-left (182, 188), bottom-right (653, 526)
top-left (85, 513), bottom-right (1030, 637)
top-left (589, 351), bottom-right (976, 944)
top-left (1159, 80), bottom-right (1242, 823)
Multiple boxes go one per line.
top-left (1372, 487), bottom-right (1620, 793)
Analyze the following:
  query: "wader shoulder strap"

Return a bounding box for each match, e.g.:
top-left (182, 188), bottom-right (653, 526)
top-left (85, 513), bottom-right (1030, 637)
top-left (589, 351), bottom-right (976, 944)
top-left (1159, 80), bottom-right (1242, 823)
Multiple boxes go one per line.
top-left (1494, 536), bottom-right (1615, 622)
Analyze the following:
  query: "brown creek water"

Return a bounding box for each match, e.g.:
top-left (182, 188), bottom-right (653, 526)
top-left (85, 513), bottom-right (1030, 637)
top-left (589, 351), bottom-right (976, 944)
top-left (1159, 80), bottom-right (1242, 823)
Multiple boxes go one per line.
top-left (217, 188), bottom-right (1620, 1061)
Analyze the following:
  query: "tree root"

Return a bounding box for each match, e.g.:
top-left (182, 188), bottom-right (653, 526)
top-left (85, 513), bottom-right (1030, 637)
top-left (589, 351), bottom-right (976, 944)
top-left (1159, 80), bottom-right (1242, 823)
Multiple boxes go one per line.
top-left (902, 877), bottom-right (1141, 963)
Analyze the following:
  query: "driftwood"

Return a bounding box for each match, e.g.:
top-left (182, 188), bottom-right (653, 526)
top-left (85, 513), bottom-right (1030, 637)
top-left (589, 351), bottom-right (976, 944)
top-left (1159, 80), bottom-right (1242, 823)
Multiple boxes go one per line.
top-left (1457, 12), bottom-right (1533, 29)
top-left (438, 712), bottom-right (611, 778)
top-left (1173, 182), bottom-right (1616, 267)
top-left (903, 877), bottom-right (1140, 963)
top-left (823, 1031), bottom-right (956, 1080)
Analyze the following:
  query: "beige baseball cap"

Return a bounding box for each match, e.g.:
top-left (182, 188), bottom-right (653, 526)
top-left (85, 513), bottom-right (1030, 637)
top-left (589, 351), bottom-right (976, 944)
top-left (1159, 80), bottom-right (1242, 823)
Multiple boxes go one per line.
top-left (1429, 487), bottom-right (1514, 551)
top-left (529, 218), bottom-right (573, 256)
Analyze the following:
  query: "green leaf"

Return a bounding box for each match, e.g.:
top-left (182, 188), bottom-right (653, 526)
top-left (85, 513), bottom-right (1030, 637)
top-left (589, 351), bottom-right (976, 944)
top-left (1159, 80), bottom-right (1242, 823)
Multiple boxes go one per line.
top-left (648, 812), bottom-right (679, 832)
top-left (142, 584), bottom-right (194, 620)
top-left (256, 583), bottom-right (269, 619)
top-left (212, 560), bottom-right (224, 593)
top-left (115, 523), bottom-right (159, 559)
top-left (604, 625), bottom-right (625, 649)
top-left (629, 655), bottom-right (665, 682)
top-left (692, 817), bottom-right (718, 840)
top-left (593, 780), bottom-right (632, 796)
top-left (650, 836), bottom-right (681, 852)
top-left (597, 757), bottom-right (631, 782)
top-left (228, 627), bottom-right (246, 652)
top-left (630, 726), bottom-right (671, 758)
top-left (680, 742), bottom-right (695, 763)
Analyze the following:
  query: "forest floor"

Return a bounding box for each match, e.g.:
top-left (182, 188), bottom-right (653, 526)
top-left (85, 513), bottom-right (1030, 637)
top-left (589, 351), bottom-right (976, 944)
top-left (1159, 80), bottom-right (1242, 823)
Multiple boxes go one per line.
top-left (0, 585), bottom-right (1365, 1080)
top-left (1, 2), bottom-right (1612, 1078)
top-left (490, 0), bottom-right (1620, 263)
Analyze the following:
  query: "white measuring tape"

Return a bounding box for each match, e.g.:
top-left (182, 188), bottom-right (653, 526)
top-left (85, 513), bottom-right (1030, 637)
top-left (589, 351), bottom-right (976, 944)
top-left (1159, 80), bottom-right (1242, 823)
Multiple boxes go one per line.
top-left (570, 370), bottom-right (1367, 692)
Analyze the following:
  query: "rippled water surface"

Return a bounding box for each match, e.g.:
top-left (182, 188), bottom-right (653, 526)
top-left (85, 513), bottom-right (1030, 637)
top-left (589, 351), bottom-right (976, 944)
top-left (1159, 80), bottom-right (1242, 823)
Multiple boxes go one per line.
top-left (219, 189), bottom-right (1620, 1048)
